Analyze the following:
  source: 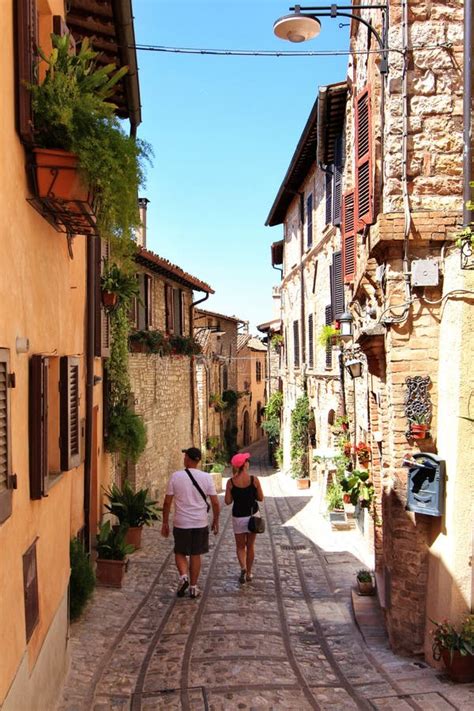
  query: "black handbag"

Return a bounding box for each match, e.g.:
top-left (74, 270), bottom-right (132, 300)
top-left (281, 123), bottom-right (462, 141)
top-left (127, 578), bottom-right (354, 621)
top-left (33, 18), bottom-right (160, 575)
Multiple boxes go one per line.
top-left (248, 487), bottom-right (265, 533)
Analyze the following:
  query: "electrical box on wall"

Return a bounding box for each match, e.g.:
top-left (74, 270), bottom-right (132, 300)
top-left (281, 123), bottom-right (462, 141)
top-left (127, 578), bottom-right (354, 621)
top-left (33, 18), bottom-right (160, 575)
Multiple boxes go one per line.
top-left (411, 259), bottom-right (439, 287)
top-left (405, 452), bottom-right (445, 517)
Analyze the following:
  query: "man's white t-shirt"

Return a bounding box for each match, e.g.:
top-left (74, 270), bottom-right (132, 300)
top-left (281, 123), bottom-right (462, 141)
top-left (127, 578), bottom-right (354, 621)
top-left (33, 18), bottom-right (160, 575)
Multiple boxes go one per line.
top-left (166, 468), bottom-right (217, 529)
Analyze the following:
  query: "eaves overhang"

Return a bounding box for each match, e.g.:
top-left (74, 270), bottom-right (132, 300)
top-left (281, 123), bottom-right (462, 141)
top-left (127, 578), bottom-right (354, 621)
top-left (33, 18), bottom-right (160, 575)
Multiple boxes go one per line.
top-left (271, 240), bottom-right (284, 266)
top-left (316, 81), bottom-right (347, 166)
top-left (66, 0), bottom-right (142, 132)
top-left (194, 308), bottom-right (245, 325)
top-left (135, 248), bottom-right (214, 293)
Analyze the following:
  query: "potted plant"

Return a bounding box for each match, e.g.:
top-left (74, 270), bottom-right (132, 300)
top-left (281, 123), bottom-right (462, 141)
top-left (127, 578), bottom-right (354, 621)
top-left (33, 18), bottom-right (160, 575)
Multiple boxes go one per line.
top-left (355, 441), bottom-right (370, 466)
top-left (356, 569), bottom-right (375, 595)
top-left (408, 413), bottom-right (430, 440)
top-left (318, 324), bottom-right (341, 348)
top-left (341, 469), bottom-right (375, 510)
top-left (101, 262), bottom-right (140, 309)
top-left (431, 616), bottom-right (474, 682)
top-left (28, 33), bottom-right (150, 240)
top-left (104, 480), bottom-right (160, 549)
top-left (95, 520), bottom-right (134, 588)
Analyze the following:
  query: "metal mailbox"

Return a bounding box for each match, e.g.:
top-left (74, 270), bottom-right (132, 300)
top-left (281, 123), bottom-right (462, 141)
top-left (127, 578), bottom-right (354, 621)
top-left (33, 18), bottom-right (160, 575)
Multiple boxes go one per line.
top-left (405, 452), bottom-right (445, 517)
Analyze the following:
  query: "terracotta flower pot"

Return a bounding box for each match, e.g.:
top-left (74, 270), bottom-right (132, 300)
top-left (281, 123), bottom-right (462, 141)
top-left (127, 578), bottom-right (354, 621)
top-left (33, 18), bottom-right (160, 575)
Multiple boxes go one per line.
top-left (33, 148), bottom-right (90, 202)
top-left (296, 478), bottom-right (311, 489)
top-left (95, 558), bottom-right (127, 588)
top-left (343, 493), bottom-right (352, 504)
top-left (101, 291), bottom-right (118, 308)
top-left (125, 526), bottom-right (142, 550)
top-left (410, 423), bottom-right (429, 440)
top-left (441, 649), bottom-right (474, 683)
top-left (357, 579), bottom-right (375, 595)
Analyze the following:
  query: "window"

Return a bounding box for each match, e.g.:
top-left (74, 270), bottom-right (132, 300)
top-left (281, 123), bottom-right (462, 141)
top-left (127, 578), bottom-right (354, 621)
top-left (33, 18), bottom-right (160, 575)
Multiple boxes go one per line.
top-left (325, 305), bottom-right (333, 369)
top-left (23, 540), bottom-right (39, 642)
top-left (306, 193), bottom-right (313, 248)
top-left (342, 190), bottom-right (356, 282)
top-left (165, 284), bottom-right (184, 335)
top-left (256, 360), bottom-right (262, 382)
top-left (222, 365), bottom-right (228, 391)
top-left (29, 354), bottom-right (81, 498)
top-left (293, 320), bottom-right (300, 368)
top-left (355, 87), bottom-right (374, 229)
top-left (331, 251), bottom-right (345, 320)
top-left (308, 314), bottom-right (314, 369)
top-left (136, 273), bottom-right (153, 330)
top-left (15, 0), bottom-right (38, 144)
top-left (324, 135), bottom-right (343, 226)
top-left (325, 170), bottom-right (333, 225)
top-left (0, 349), bottom-right (14, 523)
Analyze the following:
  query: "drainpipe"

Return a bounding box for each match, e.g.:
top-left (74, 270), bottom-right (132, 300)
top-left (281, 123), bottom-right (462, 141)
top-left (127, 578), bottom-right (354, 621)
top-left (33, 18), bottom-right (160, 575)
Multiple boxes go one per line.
top-left (189, 291), bottom-right (210, 442)
top-left (299, 192), bottom-right (306, 369)
top-left (464, 0), bottom-right (473, 228)
top-left (84, 234), bottom-right (96, 552)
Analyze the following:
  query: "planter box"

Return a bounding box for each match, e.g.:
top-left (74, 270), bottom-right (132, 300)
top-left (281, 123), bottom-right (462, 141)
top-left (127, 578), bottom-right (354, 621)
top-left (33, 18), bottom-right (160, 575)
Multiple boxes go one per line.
top-left (441, 649), bottom-right (474, 683)
top-left (296, 478), bottom-right (311, 489)
top-left (129, 340), bottom-right (149, 353)
top-left (96, 558), bottom-right (127, 588)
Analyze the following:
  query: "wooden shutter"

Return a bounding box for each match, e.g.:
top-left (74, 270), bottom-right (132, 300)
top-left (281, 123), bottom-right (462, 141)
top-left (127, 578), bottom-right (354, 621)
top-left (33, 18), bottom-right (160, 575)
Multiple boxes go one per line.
top-left (308, 314), bottom-right (314, 369)
top-left (29, 355), bottom-right (48, 499)
top-left (173, 288), bottom-right (182, 335)
top-left (0, 350), bottom-right (13, 523)
top-left (136, 273), bottom-right (147, 330)
top-left (325, 171), bottom-right (333, 225)
top-left (94, 239), bottom-right (110, 357)
top-left (145, 274), bottom-right (153, 328)
top-left (293, 320), bottom-right (300, 368)
top-left (15, 0), bottom-right (38, 144)
top-left (60, 356), bottom-right (80, 471)
top-left (23, 540), bottom-right (39, 642)
top-left (333, 135), bottom-right (343, 226)
top-left (331, 251), bottom-right (345, 319)
top-left (342, 190), bottom-right (356, 282)
top-left (306, 194), bottom-right (313, 248)
top-left (165, 284), bottom-right (174, 334)
top-left (325, 305), bottom-right (333, 368)
top-left (355, 87), bottom-right (374, 228)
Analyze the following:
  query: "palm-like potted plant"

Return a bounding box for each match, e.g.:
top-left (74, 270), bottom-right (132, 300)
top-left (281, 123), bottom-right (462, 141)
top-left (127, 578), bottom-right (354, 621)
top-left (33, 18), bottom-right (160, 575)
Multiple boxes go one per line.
top-left (104, 480), bottom-right (160, 549)
top-left (101, 262), bottom-right (140, 309)
top-left (431, 616), bottom-right (474, 682)
top-left (408, 413), bottom-right (430, 440)
top-left (95, 520), bottom-right (135, 588)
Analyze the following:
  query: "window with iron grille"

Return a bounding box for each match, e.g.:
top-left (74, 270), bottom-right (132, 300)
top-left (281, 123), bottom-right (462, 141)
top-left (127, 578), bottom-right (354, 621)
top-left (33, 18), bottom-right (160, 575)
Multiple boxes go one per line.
top-left (308, 314), bottom-right (314, 369)
top-left (306, 193), bottom-right (313, 248)
top-left (293, 320), bottom-right (300, 368)
top-left (355, 87), bottom-right (374, 229)
top-left (23, 540), bottom-right (39, 642)
top-left (0, 349), bottom-right (13, 523)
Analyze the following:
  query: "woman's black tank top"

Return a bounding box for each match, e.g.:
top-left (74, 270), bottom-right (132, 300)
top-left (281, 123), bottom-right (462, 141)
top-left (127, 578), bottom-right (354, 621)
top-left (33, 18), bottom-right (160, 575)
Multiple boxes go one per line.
top-left (231, 475), bottom-right (259, 517)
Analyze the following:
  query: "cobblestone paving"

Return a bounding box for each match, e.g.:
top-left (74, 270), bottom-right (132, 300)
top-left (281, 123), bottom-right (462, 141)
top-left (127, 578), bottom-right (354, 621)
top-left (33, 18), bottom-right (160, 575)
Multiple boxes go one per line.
top-left (57, 442), bottom-right (474, 710)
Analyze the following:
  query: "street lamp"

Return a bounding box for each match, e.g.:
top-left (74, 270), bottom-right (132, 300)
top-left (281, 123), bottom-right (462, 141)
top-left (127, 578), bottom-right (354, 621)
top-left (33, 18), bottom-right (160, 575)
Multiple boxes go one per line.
top-left (338, 311), bottom-right (353, 342)
top-left (345, 357), bottom-right (363, 378)
top-left (273, 4), bottom-right (389, 74)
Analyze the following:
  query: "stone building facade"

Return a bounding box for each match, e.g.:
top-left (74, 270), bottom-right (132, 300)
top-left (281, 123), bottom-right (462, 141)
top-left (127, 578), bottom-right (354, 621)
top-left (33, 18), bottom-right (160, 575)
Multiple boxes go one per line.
top-left (114, 249), bottom-right (213, 501)
top-left (236, 336), bottom-right (268, 448)
top-left (267, 0), bottom-right (473, 664)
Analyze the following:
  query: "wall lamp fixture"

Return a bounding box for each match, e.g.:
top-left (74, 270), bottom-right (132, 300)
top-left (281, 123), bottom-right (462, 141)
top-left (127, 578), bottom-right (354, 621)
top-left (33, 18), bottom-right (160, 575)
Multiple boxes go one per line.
top-left (345, 357), bottom-right (363, 378)
top-left (273, 4), bottom-right (389, 74)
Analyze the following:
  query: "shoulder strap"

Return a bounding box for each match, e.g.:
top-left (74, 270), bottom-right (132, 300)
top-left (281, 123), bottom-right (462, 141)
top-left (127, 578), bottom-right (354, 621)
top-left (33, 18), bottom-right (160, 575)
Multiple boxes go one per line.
top-left (185, 468), bottom-right (210, 512)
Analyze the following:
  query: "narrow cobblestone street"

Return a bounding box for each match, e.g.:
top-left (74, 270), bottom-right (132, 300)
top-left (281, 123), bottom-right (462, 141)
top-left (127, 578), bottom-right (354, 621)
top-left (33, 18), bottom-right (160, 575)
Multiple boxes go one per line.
top-left (57, 442), bottom-right (474, 711)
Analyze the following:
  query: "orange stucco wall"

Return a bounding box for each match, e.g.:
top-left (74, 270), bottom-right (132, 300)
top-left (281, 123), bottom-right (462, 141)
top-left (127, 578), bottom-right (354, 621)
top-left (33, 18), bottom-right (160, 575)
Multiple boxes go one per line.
top-left (0, 1), bottom-right (99, 702)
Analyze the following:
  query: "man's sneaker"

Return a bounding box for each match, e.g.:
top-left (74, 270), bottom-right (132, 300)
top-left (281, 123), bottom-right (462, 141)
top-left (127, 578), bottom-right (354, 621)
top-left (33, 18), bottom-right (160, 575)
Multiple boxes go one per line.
top-left (189, 586), bottom-right (201, 599)
top-left (177, 576), bottom-right (189, 597)
top-left (239, 569), bottom-right (247, 584)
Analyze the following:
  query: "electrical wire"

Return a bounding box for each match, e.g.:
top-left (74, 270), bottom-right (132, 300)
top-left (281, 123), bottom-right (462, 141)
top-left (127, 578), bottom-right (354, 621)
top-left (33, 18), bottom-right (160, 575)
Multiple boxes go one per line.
top-left (129, 42), bottom-right (453, 57)
top-left (378, 289), bottom-right (474, 323)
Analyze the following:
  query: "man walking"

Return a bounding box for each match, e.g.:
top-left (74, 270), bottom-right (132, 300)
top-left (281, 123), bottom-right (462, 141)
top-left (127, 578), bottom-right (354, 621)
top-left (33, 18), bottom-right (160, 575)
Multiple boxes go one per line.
top-left (161, 447), bottom-right (220, 598)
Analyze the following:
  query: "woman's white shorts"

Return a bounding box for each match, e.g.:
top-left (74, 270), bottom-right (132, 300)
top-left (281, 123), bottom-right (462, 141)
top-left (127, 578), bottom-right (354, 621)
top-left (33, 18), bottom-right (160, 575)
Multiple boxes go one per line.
top-left (232, 513), bottom-right (260, 535)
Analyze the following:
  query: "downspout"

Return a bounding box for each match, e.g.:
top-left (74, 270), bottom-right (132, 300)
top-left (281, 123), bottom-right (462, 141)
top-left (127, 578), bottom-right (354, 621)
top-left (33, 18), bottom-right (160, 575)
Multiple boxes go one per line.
top-left (299, 192), bottom-right (306, 370)
top-left (189, 291), bottom-right (210, 442)
top-left (84, 234), bottom-right (96, 552)
top-left (463, 0), bottom-right (473, 228)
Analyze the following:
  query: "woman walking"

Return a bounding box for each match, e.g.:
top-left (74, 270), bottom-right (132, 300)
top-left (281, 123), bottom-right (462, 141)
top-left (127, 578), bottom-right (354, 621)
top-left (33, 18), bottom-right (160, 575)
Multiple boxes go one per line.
top-left (225, 452), bottom-right (264, 583)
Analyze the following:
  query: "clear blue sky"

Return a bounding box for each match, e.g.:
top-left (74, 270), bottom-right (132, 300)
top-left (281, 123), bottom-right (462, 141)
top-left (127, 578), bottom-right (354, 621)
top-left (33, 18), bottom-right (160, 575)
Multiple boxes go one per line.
top-left (133, 0), bottom-right (349, 331)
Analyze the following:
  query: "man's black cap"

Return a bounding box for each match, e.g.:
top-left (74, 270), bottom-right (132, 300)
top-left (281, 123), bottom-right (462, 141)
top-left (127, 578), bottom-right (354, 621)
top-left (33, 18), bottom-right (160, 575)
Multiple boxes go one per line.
top-left (182, 447), bottom-right (202, 462)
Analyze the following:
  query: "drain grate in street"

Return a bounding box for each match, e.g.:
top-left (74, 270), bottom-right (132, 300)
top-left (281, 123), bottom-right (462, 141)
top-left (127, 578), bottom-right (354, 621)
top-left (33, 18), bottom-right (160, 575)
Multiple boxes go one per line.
top-left (281, 544), bottom-right (307, 551)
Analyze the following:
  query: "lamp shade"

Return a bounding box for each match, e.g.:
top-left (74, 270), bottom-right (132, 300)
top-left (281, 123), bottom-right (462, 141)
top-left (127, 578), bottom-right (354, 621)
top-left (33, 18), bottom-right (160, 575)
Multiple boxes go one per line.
top-left (338, 311), bottom-right (353, 342)
top-left (345, 358), bottom-right (363, 379)
top-left (273, 13), bottom-right (321, 43)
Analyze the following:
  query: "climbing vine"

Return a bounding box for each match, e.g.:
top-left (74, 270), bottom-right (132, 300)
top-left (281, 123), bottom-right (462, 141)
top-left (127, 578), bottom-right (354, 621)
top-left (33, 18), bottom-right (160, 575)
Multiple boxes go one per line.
top-left (290, 393), bottom-right (312, 479)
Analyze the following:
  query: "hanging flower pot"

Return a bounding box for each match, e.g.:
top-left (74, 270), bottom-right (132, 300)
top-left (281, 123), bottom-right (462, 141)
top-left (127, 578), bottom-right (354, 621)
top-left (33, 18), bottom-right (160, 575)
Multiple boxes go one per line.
top-left (101, 291), bottom-right (118, 308)
top-left (32, 148), bottom-right (91, 202)
top-left (410, 423), bottom-right (429, 440)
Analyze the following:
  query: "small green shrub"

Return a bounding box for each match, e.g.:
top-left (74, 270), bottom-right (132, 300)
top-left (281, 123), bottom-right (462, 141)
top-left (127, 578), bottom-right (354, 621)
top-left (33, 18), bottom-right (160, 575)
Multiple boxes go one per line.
top-left (210, 462), bottom-right (225, 473)
top-left (107, 406), bottom-right (147, 463)
top-left (69, 538), bottom-right (95, 621)
top-left (326, 482), bottom-right (344, 511)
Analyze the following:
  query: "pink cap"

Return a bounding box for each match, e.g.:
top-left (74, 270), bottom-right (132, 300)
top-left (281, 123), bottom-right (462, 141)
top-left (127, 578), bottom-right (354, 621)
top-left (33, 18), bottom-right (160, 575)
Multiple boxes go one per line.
top-left (231, 452), bottom-right (251, 468)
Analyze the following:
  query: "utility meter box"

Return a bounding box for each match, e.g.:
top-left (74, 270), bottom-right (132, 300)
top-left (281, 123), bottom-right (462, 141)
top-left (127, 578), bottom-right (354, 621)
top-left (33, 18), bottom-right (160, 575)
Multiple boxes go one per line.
top-left (411, 259), bottom-right (439, 287)
top-left (406, 452), bottom-right (445, 517)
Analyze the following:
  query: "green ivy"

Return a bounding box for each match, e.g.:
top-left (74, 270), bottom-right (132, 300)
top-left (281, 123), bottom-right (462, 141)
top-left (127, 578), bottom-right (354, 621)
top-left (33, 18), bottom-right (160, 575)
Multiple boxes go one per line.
top-left (290, 394), bottom-right (312, 479)
top-left (69, 538), bottom-right (95, 621)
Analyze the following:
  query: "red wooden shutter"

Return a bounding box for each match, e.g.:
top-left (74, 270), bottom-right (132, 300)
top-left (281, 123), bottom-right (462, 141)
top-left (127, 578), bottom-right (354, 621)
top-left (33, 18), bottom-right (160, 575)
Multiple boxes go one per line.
top-left (342, 190), bottom-right (356, 282)
top-left (29, 355), bottom-right (48, 499)
top-left (60, 356), bottom-right (81, 471)
top-left (15, 0), bottom-right (38, 144)
top-left (0, 349), bottom-right (13, 523)
top-left (165, 284), bottom-right (174, 334)
top-left (23, 540), bottom-right (39, 642)
top-left (355, 87), bottom-right (374, 228)
top-left (94, 238), bottom-right (110, 357)
top-left (331, 251), bottom-right (345, 319)
top-left (145, 274), bottom-right (153, 328)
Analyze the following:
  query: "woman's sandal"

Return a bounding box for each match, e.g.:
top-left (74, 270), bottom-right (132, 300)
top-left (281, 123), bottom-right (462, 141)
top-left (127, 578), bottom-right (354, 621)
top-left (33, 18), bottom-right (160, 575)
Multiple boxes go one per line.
top-left (245, 573), bottom-right (253, 582)
top-left (239, 569), bottom-right (246, 584)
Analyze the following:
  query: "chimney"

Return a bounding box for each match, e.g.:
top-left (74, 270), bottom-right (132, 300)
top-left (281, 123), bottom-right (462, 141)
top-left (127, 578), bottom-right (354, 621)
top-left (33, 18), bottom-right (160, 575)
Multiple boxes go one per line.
top-left (136, 197), bottom-right (150, 247)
